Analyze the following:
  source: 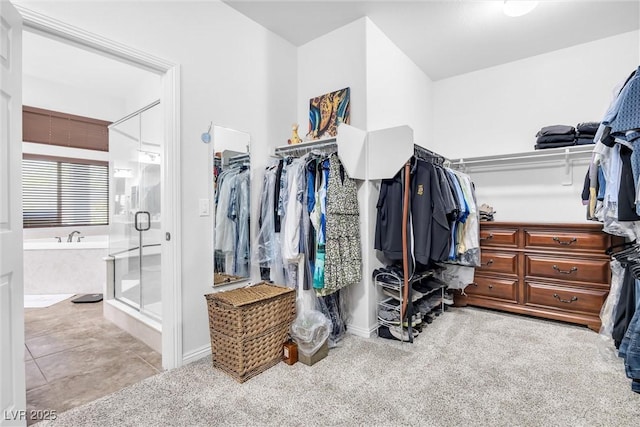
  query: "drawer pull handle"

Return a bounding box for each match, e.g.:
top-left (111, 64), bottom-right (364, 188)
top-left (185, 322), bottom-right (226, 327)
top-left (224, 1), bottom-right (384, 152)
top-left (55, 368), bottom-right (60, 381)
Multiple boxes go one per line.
top-left (553, 293), bottom-right (578, 304)
top-left (552, 237), bottom-right (577, 246)
top-left (552, 265), bottom-right (578, 274)
top-left (488, 285), bottom-right (494, 290)
top-left (480, 234), bottom-right (494, 241)
top-left (470, 282), bottom-right (478, 287)
top-left (481, 259), bottom-right (494, 267)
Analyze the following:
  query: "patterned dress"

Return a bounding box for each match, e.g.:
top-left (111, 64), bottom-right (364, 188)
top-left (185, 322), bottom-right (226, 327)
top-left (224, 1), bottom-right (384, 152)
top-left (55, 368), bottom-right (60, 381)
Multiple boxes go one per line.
top-left (319, 154), bottom-right (362, 295)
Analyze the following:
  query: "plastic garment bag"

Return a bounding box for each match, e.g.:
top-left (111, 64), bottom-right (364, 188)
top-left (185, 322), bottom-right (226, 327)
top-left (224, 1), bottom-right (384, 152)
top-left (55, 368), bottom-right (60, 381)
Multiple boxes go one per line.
top-left (234, 168), bottom-right (250, 277)
top-left (600, 260), bottom-right (625, 339)
top-left (439, 264), bottom-right (475, 291)
top-left (255, 166), bottom-right (277, 267)
top-left (215, 169), bottom-right (237, 254)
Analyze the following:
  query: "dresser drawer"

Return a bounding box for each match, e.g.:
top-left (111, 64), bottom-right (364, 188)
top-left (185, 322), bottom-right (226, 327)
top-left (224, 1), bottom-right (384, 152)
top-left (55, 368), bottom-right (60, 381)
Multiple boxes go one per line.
top-left (479, 228), bottom-right (518, 248)
top-left (465, 276), bottom-right (517, 302)
top-left (478, 250), bottom-right (517, 275)
top-left (524, 229), bottom-right (608, 252)
top-left (524, 281), bottom-right (608, 314)
top-left (525, 254), bottom-right (609, 284)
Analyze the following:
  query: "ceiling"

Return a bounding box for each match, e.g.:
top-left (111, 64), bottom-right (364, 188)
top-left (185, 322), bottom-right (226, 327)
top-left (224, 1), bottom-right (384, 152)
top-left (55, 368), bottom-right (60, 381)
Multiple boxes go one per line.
top-left (22, 30), bottom-right (160, 103)
top-left (224, 0), bottom-right (640, 80)
top-left (20, 1), bottom-right (640, 96)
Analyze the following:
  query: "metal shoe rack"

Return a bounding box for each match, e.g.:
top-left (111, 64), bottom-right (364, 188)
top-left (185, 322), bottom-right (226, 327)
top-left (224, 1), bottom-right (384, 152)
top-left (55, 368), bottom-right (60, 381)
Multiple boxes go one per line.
top-left (374, 270), bottom-right (446, 343)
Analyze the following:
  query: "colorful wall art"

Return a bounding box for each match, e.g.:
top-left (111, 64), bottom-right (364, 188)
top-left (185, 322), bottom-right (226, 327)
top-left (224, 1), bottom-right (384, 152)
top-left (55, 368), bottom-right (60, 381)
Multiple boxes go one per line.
top-left (308, 87), bottom-right (350, 140)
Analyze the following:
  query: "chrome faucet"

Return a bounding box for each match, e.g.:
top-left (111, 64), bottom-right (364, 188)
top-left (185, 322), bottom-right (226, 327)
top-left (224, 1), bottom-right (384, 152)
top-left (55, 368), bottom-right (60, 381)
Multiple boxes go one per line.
top-left (67, 230), bottom-right (81, 242)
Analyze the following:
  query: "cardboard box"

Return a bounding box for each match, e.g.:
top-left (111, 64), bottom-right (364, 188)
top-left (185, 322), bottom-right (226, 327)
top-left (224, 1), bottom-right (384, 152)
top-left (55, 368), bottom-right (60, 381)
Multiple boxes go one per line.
top-left (298, 339), bottom-right (329, 366)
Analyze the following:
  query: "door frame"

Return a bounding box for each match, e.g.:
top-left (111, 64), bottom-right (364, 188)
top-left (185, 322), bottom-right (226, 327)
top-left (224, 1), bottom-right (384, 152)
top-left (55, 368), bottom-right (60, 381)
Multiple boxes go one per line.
top-left (15, 5), bottom-right (183, 370)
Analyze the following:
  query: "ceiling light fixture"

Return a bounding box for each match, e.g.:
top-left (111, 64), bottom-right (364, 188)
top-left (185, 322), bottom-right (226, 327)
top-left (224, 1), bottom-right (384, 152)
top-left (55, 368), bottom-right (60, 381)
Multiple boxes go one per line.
top-left (503, 0), bottom-right (539, 17)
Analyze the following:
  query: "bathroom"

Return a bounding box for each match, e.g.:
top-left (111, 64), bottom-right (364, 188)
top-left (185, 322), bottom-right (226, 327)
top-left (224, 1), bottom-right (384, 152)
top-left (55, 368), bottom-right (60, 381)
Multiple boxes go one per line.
top-left (21, 28), bottom-right (166, 418)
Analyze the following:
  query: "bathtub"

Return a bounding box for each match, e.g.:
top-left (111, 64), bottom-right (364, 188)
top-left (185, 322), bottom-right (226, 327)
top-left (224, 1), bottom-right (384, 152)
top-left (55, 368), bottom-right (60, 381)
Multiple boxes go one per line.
top-left (23, 235), bottom-right (109, 250)
top-left (23, 235), bottom-right (109, 294)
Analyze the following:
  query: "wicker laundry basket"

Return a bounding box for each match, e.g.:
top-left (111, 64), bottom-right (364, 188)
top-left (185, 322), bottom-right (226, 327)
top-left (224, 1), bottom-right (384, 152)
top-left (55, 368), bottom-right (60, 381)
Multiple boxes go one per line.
top-left (205, 283), bottom-right (296, 382)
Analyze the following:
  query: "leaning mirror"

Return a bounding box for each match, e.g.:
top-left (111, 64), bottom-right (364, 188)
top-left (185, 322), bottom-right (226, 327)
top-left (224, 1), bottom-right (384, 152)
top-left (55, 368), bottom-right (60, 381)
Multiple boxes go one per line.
top-left (212, 126), bottom-right (251, 286)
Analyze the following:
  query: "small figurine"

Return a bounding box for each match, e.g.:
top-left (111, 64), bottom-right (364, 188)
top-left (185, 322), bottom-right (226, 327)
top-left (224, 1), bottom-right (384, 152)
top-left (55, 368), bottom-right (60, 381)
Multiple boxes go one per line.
top-left (288, 123), bottom-right (302, 145)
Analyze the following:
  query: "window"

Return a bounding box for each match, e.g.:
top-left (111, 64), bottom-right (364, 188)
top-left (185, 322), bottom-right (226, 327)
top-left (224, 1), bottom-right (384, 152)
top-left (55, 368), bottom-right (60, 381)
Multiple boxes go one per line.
top-left (22, 155), bottom-right (109, 228)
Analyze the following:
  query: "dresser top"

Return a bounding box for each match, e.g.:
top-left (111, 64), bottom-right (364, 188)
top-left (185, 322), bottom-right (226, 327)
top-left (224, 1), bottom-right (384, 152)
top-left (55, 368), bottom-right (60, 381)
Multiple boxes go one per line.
top-left (480, 221), bottom-right (605, 231)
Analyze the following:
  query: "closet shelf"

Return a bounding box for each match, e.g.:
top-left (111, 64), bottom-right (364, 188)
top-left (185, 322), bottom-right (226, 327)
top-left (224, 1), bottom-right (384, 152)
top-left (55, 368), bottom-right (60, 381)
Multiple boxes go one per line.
top-left (449, 145), bottom-right (594, 171)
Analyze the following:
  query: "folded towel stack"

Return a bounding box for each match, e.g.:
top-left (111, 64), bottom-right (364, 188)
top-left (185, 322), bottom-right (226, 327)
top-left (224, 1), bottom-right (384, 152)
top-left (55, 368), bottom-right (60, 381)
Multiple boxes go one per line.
top-left (575, 122), bottom-right (599, 145)
top-left (534, 122), bottom-right (601, 149)
top-left (534, 125), bottom-right (576, 150)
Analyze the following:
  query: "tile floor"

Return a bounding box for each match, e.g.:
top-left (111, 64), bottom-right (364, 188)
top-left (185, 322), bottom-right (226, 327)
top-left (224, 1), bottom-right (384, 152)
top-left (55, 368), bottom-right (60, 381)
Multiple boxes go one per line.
top-left (25, 297), bottom-right (162, 425)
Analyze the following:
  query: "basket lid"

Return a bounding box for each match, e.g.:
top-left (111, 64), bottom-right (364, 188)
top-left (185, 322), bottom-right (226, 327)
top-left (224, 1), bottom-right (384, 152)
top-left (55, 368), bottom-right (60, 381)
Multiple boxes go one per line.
top-left (207, 283), bottom-right (294, 307)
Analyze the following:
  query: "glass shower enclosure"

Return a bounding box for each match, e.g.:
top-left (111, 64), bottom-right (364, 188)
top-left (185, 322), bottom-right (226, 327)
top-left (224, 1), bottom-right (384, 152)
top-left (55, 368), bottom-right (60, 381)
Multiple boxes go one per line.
top-left (108, 101), bottom-right (162, 322)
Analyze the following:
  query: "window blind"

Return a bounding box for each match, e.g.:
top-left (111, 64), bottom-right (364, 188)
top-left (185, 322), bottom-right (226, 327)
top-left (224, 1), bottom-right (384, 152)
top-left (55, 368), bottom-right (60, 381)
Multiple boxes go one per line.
top-left (23, 106), bottom-right (110, 151)
top-left (23, 156), bottom-right (109, 228)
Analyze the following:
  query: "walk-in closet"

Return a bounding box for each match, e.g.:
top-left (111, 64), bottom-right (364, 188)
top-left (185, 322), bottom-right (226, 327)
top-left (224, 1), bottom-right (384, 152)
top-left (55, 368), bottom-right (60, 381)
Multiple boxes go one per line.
top-left (4, 1), bottom-right (640, 425)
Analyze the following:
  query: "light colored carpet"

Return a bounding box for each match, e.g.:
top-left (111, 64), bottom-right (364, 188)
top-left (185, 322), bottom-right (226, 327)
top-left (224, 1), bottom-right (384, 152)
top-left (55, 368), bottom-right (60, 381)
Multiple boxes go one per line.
top-left (24, 294), bottom-right (75, 308)
top-left (38, 307), bottom-right (640, 426)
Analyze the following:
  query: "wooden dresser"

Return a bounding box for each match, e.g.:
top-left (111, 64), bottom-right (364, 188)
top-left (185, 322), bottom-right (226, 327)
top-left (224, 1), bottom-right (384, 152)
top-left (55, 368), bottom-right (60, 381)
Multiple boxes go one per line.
top-left (455, 222), bottom-right (615, 331)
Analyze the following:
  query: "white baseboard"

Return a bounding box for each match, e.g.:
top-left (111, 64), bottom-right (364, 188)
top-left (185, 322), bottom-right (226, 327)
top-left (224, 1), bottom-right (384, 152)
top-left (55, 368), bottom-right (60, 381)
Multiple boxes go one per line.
top-left (182, 344), bottom-right (211, 365)
top-left (347, 323), bottom-right (377, 338)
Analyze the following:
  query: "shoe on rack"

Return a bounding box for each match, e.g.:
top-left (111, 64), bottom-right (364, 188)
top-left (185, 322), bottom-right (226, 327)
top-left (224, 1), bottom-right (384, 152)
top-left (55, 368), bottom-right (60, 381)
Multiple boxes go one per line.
top-left (378, 309), bottom-right (400, 323)
top-left (388, 326), bottom-right (421, 341)
top-left (443, 291), bottom-right (454, 306)
top-left (413, 280), bottom-right (446, 295)
top-left (378, 326), bottom-right (401, 341)
top-left (374, 271), bottom-right (403, 286)
top-left (411, 287), bottom-right (425, 300)
top-left (423, 312), bottom-right (435, 324)
top-left (415, 298), bottom-right (436, 315)
top-left (382, 288), bottom-right (421, 302)
top-left (402, 316), bottom-right (423, 328)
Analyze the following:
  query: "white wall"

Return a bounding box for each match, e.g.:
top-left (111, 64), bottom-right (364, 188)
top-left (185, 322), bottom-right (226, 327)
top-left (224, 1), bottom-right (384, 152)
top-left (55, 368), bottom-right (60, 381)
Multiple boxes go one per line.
top-left (15, 0), bottom-right (297, 361)
top-left (125, 76), bottom-right (162, 116)
top-left (295, 18), bottom-right (437, 336)
top-left (366, 19), bottom-right (434, 148)
top-left (297, 18), bottom-right (367, 137)
top-left (296, 17), bottom-right (370, 335)
top-left (469, 161), bottom-right (592, 223)
top-left (433, 30), bottom-right (639, 223)
top-left (23, 71), bottom-right (160, 124)
top-left (23, 74), bottom-right (126, 122)
top-left (433, 30), bottom-right (640, 159)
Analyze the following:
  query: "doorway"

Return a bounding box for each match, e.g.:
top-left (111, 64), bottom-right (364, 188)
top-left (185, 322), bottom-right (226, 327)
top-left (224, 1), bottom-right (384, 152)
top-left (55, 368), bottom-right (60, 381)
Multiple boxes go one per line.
top-left (14, 4), bottom-right (181, 424)
top-left (17, 3), bottom-right (181, 371)
top-left (20, 28), bottom-right (166, 423)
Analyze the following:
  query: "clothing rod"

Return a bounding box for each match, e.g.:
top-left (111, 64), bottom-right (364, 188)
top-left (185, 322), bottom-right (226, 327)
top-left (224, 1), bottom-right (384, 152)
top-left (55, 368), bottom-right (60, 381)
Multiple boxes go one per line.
top-left (414, 144), bottom-right (446, 163)
top-left (109, 99), bottom-right (161, 128)
top-left (274, 139), bottom-right (337, 156)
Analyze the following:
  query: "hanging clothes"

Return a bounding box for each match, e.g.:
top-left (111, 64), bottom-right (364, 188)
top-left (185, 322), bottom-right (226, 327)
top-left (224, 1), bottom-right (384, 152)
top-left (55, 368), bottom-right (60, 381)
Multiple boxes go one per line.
top-left (374, 172), bottom-right (405, 262)
top-left (254, 149), bottom-right (360, 348)
top-left (214, 165), bottom-right (250, 276)
top-left (255, 151), bottom-right (362, 297)
top-left (374, 156), bottom-right (478, 271)
top-left (410, 159), bottom-right (450, 267)
top-left (320, 153), bottom-right (362, 296)
top-left (312, 158), bottom-right (329, 290)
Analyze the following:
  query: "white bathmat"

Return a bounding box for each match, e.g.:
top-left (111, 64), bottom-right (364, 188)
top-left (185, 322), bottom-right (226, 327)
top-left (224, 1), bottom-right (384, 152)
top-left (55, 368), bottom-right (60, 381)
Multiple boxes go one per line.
top-left (24, 294), bottom-right (75, 308)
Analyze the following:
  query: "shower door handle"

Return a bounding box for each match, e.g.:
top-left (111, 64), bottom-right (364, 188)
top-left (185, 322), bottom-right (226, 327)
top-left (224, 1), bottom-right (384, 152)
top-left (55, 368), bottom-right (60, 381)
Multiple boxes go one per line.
top-left (134, 211), bottom-right (151, 232)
